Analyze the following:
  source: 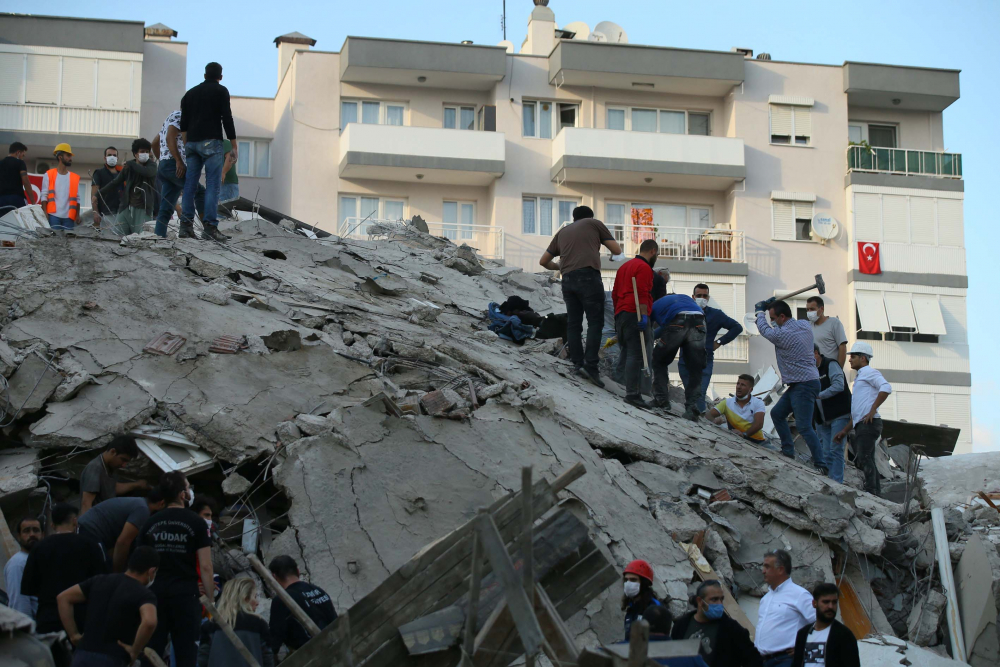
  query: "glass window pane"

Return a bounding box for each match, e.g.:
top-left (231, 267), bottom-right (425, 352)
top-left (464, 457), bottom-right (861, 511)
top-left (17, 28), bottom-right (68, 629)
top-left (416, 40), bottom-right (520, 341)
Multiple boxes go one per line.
top-left (539, 101), bottom-right (552, 139)
top-left (608, 108), bottom-right (625, 130)
top-left (848, 125), bottom-right (863, 144)
top-left (386, 105), bottom-right (404, 126)
top-left (558, 201), bottom-right (574, 228)
top-left (659, 110), bottom-right (685, 134)
top-left (461, 203), bottom-right (474, 239)
top-left (461, 107), bottom-right (475, 131)
top-left (442, 201), bottom-right (458, 239)
top-left (689, 207), bottom-right (711, 229)
top-left (522, 198), bottom-right (536, 234)
top-left (539, 197), bottom-right (553, 236)
top-left (340, 196), bottom-right (357, 232)
top-left (559, 104), bottom-right (577, 131)
top-left (254, 141), bottom-right (269, 178)
top-left (383, 200), bottom-right (404, 221)
top-left (341, 101), bottom-right (358, 126)
top-left (236, 141), bottom-right (251, 175)
top-left (868, 125), bottom-right (896, 148)
top-left (444, 107), bottom-right (456, 129)
top-left (359, 197), bottom-right (379, 234)
top-left (632, 108), bottom-right (656, 132)
top-left (523, 103), bottom-right (536, 137)
top-left (606, 203), bottom-right (626, 242)
top-left (688, 112), bottom-right (710, 136)
top-left (362, 101), bottom-right (380, 124)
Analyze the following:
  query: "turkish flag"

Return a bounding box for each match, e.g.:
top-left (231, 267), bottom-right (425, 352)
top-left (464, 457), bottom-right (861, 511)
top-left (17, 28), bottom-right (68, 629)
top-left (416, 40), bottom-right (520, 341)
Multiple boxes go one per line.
top-left (858, 242), bottom-right (881, 274)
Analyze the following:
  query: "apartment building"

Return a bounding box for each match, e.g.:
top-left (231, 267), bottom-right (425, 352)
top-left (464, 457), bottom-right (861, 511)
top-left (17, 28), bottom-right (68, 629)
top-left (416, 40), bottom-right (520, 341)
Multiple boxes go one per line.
top-left (0, 14), bottom-right (187, 205)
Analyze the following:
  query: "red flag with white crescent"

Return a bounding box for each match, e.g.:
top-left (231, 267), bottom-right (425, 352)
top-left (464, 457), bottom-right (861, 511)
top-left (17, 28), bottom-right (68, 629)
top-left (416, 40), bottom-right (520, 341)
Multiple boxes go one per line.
top-left (858, 241), bottom-right (881, 274)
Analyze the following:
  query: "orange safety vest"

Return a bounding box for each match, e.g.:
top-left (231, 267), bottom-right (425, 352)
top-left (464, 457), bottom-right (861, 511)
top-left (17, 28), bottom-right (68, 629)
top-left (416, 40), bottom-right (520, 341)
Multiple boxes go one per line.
top-left (44, 169), bottom-right (81, 221)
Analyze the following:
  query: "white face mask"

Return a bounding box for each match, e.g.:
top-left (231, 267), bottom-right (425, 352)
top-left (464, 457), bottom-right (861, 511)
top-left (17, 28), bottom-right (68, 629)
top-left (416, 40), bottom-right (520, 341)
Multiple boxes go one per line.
top-left (186, 485), bottom-right (195, 507)
top-left (623, 581), bottom-right (641, 598)
top-left (137, 153), bottom-right (150, 164)
top-left (694, 297), bottom-right (709, 308)
top-left (106, 155), bottom-right (118, 167)
top-left (806, 311), bottom-right (820, 322)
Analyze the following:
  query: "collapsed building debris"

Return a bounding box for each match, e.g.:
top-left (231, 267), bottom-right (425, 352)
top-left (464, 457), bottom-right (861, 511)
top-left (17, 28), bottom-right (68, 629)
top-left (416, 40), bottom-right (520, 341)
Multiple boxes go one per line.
top-left (0, 215), bottom-right (993, 665)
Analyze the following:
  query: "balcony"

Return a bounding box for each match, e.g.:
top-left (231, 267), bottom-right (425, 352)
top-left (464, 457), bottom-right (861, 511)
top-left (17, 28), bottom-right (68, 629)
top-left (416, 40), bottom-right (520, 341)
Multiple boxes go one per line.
top-left (340, 37), bottom-right (506, 91)
top-left (339, 123), bottom-right (505, 186)
top-left (0, 103), bottom-right (139, 137)
top-left (847, 145), bottom-right (962, 179)
top-left (843, 62), bottom-right (960, 112)
top-left (552, 128), bottom-right (745, 190)
top-left (338, 218), bottom-right (504, 260)
top-left (591, 223), bottom-right (745, 264)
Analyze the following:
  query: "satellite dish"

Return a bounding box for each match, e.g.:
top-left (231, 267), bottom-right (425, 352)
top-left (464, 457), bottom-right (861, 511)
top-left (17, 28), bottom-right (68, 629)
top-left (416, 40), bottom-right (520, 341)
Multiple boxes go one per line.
top-left (593, 21), bottom-right (628, 44)
top-left (811, 214), bottom-right (839, 241)
top-left (497, 40), bottom-right (514, 53)
top-left (562, 21), bottom-right (590, 40)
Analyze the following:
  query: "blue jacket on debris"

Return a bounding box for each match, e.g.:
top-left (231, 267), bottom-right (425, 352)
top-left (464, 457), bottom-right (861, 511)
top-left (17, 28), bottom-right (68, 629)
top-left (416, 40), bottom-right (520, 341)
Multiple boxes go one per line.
top-left (487, 302), bottom-right (535, 343)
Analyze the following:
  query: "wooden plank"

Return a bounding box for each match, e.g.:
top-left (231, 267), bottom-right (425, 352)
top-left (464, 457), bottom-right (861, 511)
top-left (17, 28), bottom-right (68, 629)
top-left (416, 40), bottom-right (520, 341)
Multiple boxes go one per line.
top-left (685, 544), bottom-right (755, 640)
top-left (931, 507), bottom-right (968, 662)
top-left (201, 595), bottom-right (262, 667)
top-left (143, 648), bottom-right (170, 667)
top-left (534, 583), bottom-right (579, 664)
top-left (554, 563), bottom-right (619, 621)
top-left (463, 513), bottom-right (485, 658)
top-left (551, 461), bottom-right (586, 494)
top-left (628, 618), bottom-right (649, 667)
top-left (249, 554), bottom-right (322, 638)
top-left (835, 576), bottom-right (873, 640)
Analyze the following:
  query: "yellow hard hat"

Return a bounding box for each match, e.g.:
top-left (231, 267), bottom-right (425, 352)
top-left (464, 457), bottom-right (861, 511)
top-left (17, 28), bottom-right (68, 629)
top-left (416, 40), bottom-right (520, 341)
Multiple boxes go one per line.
top-left (53, 142), bottom-right (73, 156)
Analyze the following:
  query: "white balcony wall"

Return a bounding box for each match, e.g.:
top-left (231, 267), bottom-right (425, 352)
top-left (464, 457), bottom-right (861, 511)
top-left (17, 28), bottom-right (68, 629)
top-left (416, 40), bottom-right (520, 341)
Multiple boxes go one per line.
top-left (0, 104), bottom-right (139, 137)
top-left (339, 123), bottom-right (505, 164)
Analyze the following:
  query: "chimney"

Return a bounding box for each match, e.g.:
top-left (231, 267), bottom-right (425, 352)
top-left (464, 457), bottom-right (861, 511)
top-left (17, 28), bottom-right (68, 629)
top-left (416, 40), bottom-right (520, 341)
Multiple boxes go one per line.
top-left (144, 23), bottom-right (178, 41)
top-left (274, 32), bottom-right (317, 88)
top-left (521, 1), bottom-right (556, 56)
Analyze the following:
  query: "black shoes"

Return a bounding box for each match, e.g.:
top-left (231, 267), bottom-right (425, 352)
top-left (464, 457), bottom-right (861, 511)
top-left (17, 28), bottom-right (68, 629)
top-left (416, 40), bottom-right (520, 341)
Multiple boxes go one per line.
top-left (178, 222), bottom-right (197, 239)
top-left (682, 406), bottom-right (700, 422)
top-left (575, 366), bottom-right (605, 388)
top-left (201, 226), bottom-right (230, 242)
top-left (652, 399), bottom-right (671, 409)
top-left (625, 395), bottom-right (652, 409)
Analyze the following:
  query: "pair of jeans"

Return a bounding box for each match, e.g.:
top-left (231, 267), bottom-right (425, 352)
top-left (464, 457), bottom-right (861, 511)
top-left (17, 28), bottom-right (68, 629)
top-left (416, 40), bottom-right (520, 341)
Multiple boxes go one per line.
top-left (47, 214), bottom-right (74, 230)
top-left (854, 418), bottom-right (883, 495)
top-left (762, 655), bottom-right (793, 667)
top-left (652, 315), bottom-right (706, 409)
top-left (614, 311), bottom-right (646, 398)
top-left (771, 380), bottom-right (825, 467)
top-left (678, 354), bottom-right (714, 412)
top-left (144, 594), bottom-right (202, 667)
top-left (181, 139), bottom-right (223, 228)
top-left (156, 158), bottom-right (206, 237)
top-left (817, 414), bottom-right (851, 483)
top-left (560, 268), bottom-right (605, 373)
top-left (219, 182), bottom-right (239, 203)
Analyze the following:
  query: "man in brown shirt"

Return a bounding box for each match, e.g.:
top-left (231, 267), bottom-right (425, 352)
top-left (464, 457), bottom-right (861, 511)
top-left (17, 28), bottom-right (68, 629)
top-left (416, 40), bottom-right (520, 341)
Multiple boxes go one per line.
top-left (539, 206), bottom-right (623, 386)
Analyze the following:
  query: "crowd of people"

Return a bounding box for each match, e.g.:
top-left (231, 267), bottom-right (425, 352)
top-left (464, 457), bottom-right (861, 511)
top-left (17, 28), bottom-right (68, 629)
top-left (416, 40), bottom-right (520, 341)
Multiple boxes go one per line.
top-left (542, 206), bottom-right (893, 493)
top-left (3, 436), bottom-right (337, 667)
top-left (0, 62), bottom-right (241, 243)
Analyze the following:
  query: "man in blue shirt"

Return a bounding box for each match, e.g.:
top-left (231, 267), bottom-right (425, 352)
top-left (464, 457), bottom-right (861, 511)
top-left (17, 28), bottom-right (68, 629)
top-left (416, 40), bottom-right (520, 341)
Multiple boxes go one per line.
top-left (679, 284), bottom-right (743, 413)
top-left (650, 294), bottom-right (706, 421)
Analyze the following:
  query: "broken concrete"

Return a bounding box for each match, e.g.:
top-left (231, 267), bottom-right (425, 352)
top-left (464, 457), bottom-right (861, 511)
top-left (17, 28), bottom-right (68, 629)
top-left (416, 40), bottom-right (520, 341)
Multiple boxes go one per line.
top-left (908, 589), bottom-right (947, 646)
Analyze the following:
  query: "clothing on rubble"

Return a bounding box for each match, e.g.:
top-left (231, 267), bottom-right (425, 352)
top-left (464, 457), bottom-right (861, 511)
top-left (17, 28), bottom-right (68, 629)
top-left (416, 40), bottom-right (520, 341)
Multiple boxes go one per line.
top-left (492, 298), bottom-right (568, 342)
top-left (487, 302), bottom-right (535, 343)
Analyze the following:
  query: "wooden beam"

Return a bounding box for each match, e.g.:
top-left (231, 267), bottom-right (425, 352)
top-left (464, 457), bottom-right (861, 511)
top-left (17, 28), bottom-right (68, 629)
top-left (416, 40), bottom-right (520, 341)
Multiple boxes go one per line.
top-left (201, 595), bottom-right (262, 667)
top-left (143, 648), bottom-right (170, 667)
top-left (551, 461), bottom-right (585, 494)
top-left (684, 544), bottom-right (755, 640)
top-left (534, 583), bottom-right (579, 664)
top-left (628, 618), bottom-right (649, 667)
top-left (249, 554), bottom-right (322, 638)
top-left (463, 510), bottom-right (485, 658)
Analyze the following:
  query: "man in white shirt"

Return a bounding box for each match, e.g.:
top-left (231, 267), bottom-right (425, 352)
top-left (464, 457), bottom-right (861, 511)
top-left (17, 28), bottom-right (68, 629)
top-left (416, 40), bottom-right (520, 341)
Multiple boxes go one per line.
top-left (835, 341), bottom-right (892, 495)
top-left (4, 517), bottom-right (41, 616)
top-left (754, 550), bottom-right (816, 667)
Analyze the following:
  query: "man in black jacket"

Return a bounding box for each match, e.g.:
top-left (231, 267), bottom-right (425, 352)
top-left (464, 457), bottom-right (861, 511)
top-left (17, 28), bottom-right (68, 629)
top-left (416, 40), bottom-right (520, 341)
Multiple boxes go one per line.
top-left (671, 580), bottom-right (762, 667)
top-left (179, 62), bottom-right (237, 243)
top-left (791, 583), bottom-right (859, 667)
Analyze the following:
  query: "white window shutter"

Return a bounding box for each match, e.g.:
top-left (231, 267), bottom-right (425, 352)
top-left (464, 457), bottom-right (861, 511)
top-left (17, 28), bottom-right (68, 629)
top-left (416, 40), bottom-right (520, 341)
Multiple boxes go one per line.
top-left (883, 292), bottom-right (917, 330)
top-left (131, 62), bottom-right (142, 110)
top-left (770, 104), bottom-right (792, 137)
top-left (793, 106), bottom-right (811, 137)
top-left (939, 296), bottom-right (967, 344)
top-left (97, 60), bottom-right (131, 109)
top-left (25, 54), bottom-right (59, 104)
top-left (936, 199), bottom-right (963, 247)
top-left (896, 391), bottom-right (933, 425)
top-left (933, 394), bottom-right (970, 437)
top-left (881, 195), bottom-right (909, 243)
top-left (0, 53), bottom-right (24, 104)
top-left (909, 197), bottom-right (936, 245)
top-left (793, 202), bottom-right (813, 221)
top-left (910, 294), bottom-right (947, 335)
top-left (61, 58), bottom-right (95, 107)
top-left (772, 201), bottom-right (794, 240)
top-left (856, 290), bottom-right (890, 332)
top-left (853, 193), bottom-right (881, 242)
top-left (707, 283), bottom-right (735, 315)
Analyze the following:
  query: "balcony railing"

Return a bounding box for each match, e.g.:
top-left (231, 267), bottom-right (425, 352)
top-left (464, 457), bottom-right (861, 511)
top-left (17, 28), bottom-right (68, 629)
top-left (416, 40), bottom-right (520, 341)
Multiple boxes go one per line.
top-left (594, 224), bottom-right (746, 263)
top-left (338, 218), bottom-right (505, 260)
top-left (846, 145), bottom-right (962, 179)
top-left (714, 334), bottom-right (749, 363)
top-left (0, 103), bottom-right (140, 138)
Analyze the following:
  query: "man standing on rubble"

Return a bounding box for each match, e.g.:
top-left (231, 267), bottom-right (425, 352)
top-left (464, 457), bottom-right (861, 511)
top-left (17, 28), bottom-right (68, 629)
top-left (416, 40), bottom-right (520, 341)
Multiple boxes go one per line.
top-left (179, 62), bottom-right (238, 242)
top-left (611, 240), bottom-right (658, 407)
top-left (0, 142), bottom-right (35, 210)
top-left (267, 555), bottom-right (338, 655)
top-left (649, 292), bottom-right (707, 420)
top-left (672, 579), bottom-right (761, 667)
top-left (539, 205), bottom-right (623, 387)
top-left (91, 146), bottom-right (123, 229)
top-left (755, 550), bottom-right (815, 667)
top-left (80, 435), bottom-right (149, 516)
top-left (806, 297), bottom-right (847, 368)
top-left (813, 346), bottom-right (852, 484)
top-left (153, 110), bottom-right (207, 238)
top-left (4, 517), bottom-right (41, 616)
top-left (40, 143), bottom-right (81, 230)
top-left (834, 342), bottom-right (892, 495)
top-left (754, 300), bottom-right (825, 471)
top-left (679, 284), bottom-right (743, 413)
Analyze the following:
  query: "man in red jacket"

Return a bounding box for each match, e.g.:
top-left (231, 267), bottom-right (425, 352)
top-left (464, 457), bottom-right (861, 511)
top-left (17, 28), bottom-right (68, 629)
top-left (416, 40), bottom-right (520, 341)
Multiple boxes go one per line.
top-left (612, 240), bottom-right (659, 408)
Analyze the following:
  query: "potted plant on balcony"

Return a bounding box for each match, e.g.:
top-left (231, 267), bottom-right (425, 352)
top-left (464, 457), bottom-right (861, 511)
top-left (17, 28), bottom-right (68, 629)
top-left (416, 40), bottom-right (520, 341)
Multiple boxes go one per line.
top-left (848, 139), bottom-right (874, 170)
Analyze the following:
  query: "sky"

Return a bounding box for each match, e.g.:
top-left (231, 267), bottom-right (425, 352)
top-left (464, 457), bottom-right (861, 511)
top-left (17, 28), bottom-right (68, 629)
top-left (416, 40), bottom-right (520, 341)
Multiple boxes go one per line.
top-left (5, 0), bottom-right (998, 452)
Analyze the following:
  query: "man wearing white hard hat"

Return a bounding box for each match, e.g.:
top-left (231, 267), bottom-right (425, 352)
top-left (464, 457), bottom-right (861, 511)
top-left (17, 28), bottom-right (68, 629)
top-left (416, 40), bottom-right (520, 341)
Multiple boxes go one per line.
top-left (834, 342), bottom-right (891, 495)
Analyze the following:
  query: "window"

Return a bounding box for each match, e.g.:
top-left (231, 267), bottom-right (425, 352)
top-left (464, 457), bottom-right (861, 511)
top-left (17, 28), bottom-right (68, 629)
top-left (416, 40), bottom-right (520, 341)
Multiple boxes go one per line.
top-left (444, 106), bottom-right (476, 130)
top-left (522, 196), bottom-right (578, 235)
top-left (235, 140), bottom-right (270, 178)
top-left (771, 200), bottom-right (814, 241)
top-left (606, 202), bottom-right (714, 258)
top-left (855, 290), bottom-right (947, 343)
top-left (770, 104), bottom-right (811, 145)
top-left (523, 101), bottom-right (577, 138)
top-left (558, 103), bottom-right (578, 132)
top-left (606, 106), bottom-right (711, 135)
top-left (443, 201), bottom-right (475, 240)
top-left (339, 196), bottom-right (406, 235)
top-left (849, 122), bottom-right (897, 148)
top-left (341, 99), bottom-right (406, 127)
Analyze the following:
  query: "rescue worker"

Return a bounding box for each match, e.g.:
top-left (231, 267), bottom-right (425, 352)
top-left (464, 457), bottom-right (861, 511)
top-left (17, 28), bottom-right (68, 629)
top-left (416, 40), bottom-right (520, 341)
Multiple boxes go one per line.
top-left (41, 143), bottom-right (81, 230)
top-left (611, 240), bottom-right (659, 407)
top-left (622, 559), bottom-right (661, 641)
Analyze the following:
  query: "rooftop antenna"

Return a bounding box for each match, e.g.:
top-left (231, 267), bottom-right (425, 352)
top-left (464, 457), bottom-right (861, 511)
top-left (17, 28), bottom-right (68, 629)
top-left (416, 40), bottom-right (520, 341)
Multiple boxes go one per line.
top-left (501, 0), bottom-right (506, 41)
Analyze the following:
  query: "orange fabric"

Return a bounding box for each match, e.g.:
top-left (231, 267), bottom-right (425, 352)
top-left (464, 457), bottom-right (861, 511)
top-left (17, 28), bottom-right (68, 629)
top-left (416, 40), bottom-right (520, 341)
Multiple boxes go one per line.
top-left (44, 169), bottom-right (81, 221)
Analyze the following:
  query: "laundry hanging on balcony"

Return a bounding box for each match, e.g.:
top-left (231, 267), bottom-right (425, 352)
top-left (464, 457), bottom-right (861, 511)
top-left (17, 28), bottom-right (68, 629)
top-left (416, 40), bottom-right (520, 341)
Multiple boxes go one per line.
top-left (630, 207), bottom-right (654, 244)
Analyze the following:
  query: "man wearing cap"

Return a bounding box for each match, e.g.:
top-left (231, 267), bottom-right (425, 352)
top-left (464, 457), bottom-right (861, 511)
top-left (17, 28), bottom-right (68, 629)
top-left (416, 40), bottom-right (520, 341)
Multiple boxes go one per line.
top-left (41, 143), bottom-right (81, 230)
top-left (835, 342), bottom-right (892, 495)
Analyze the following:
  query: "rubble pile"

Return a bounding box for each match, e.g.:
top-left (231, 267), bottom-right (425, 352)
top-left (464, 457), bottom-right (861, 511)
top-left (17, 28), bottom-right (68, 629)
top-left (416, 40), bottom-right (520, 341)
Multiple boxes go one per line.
top-left (0, 216), bottom-right (995, 663)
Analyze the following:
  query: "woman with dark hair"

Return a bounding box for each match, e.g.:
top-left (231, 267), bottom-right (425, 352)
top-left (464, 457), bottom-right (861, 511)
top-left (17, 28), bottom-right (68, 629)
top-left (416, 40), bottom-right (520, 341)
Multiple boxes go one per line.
top-left (621, 559), bottom-right (661, 641)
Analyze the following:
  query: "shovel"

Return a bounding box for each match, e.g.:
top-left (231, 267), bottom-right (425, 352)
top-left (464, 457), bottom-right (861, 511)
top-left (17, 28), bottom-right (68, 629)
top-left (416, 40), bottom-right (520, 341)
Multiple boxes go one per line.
top-left (631, 277), bottom-right (651, 377)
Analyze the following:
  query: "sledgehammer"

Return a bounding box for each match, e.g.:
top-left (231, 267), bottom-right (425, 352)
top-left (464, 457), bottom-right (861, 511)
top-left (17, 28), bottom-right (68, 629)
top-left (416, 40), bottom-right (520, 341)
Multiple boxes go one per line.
top-left (777, 273), bottom-right (826, 302)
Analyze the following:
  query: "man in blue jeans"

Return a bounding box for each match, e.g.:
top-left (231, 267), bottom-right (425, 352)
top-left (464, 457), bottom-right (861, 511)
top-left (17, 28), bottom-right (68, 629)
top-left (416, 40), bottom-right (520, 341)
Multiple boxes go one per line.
top-left (154, 110), bottom-right (206, 238)
top-left (679, 283), bottom-right (743, 412)
top-left (813, 346), bottom-right (852, 483)
top-left (179, 62), bottom-right (238, 242)
top-left (754, 299), bottom-right (825, 471)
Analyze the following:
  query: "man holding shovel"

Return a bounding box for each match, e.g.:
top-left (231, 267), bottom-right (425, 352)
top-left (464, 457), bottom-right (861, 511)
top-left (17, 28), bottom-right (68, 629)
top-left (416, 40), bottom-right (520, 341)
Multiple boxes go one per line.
top-left (649, 292), bottom-right (706, 421)
top-left (611, 240), bottom-right (659, 408)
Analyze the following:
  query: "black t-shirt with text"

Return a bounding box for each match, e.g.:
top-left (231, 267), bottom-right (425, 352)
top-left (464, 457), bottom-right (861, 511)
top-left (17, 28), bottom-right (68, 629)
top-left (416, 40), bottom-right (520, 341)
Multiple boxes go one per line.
top-left (20, 532), bottom-right (106, 633)
top-left (0, 156), bottom-right (27, 198)
top-left (78, 574), bottom-right (157, 662)
top-left (137, 507), bottom-right (211, 598)
top-left (269, 580), bottom-right (337, 652)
